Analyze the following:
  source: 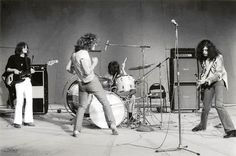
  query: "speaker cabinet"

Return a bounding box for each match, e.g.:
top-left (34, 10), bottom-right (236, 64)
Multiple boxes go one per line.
top-left (31, 64), bottom-right (48, 115)
top-left (171, 58), bottom-right (198, 82)
top-left (169, 48), bottom-right (198, 84)
top-left (169, 48), bottom-right (200, 111)
top-left (170, 83), bottom-right (200, 111)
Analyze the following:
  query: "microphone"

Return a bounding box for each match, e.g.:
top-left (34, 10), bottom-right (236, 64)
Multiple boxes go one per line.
top-left (171, 19), bottom-right (178, 26)
top-left (89, 50), bottom-right (102, 53)
top-left (104, 40), bottom-right (109, 51)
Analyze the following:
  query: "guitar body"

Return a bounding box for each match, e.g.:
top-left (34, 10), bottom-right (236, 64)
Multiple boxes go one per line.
top-left (5, 73), bottom-right (14, 86)
top-left (3, 60), bottom-right (58, 87)
top-left (5, 72), bottom-right (30, 87)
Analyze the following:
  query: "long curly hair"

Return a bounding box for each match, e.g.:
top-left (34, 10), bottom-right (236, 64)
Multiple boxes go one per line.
top-left (74, 33), bottom-right (97, 51)
top-left (196, 39), bottom-right (221, 64)
top-left (108, 61), bottom-right (120, 77)
top-left (15, 42), bottom-right (29, 56)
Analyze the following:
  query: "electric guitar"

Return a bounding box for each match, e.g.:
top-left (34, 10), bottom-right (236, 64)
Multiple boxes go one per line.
top-left (196, 61), bottom-right (213, 90)
top-left (4, 59), bottom-right (58, 87)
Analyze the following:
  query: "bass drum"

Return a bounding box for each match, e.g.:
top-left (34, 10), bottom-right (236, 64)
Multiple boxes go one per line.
top-left (63, 75), bottom-right (91, 116)
top-left (89, 91), bottom-right (125, 129)
top-left (63, 76), bottom-right (125, 128)
top-left (63, 75), bottom-right (79, 115)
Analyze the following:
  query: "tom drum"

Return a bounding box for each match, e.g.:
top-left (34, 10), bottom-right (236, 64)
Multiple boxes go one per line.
top-left (116, 75), bottom-right (136, 97)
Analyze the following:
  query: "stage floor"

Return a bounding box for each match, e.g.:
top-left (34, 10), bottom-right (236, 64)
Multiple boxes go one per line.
top-left (0, 104), bottom-right (236, 156)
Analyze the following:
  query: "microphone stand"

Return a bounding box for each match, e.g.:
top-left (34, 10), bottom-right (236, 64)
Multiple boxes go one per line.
top-left (155, 22), bottom-right (200, 155)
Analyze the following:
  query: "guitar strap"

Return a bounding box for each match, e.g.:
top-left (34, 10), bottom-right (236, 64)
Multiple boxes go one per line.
top-left (25, 56), bottom-right (30, 71)
top-left (201, 58), bottom-right (215, 80)
top-left (24, 56), bottom-right (31, 78)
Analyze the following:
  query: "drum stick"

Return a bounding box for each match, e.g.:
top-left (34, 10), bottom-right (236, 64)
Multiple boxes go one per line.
top-left (123, 57), bottom-right (127, 64)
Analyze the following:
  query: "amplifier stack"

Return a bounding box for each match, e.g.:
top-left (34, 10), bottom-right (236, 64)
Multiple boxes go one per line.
top-left (169, 48), bottom-right (200, 111)
top-left (31, 64), bottom-right (48, 115)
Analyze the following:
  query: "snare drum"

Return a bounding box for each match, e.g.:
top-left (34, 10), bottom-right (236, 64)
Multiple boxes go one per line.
top-left (116, 75), bottom-right (136, 97)
top-left (89, 91), bottom-right (125, 128)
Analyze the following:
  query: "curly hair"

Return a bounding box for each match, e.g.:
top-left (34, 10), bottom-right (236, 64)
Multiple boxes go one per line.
top-left (196, 39), bottom-right (221, 64)
top-left (15, 42), bottom-right (29, 55)
top-left (74, 33), bottom-right (97, 51)
top-left (108, 61), bottom-right (120, 76)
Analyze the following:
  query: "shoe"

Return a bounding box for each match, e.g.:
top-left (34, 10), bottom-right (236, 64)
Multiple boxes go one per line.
top-left (112, 128), bottom-right (119, 135)
top-left (224, 130), bottom-right (236, 138)
top-left (129, 117), bottom-right (137, 123)
top-left (7, 100), bottom-right (15, 109)
top-left (13, 124), bottom-right (21, 128)
top-left (23, 122), bottom-right (35, 126)
top-left (72, 130), bottom-right (80, 137)
top-left (192, 125), bottom-right (205, 132)
top-left (110, 125), bottom-right (119, 135)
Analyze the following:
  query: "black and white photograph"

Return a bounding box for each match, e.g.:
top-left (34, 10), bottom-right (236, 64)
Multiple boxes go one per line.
top-left (0, 0), bottom-right (236, 156)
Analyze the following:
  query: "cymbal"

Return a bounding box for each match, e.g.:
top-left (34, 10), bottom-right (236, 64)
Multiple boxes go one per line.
top-left (129, 64), bottom-right (152, 70)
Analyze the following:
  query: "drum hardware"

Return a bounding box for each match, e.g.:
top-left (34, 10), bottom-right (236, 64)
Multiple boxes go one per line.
top-left (119, 96), bottom-right (142, 128)
top-left (104, 41), bottom-right (153, 131)
top-left (144, 57), bottom-right (170, 127)
top-left (130, 45), bottom-right (155, 132)
top-left (105, 42), bottom-right (150, 49)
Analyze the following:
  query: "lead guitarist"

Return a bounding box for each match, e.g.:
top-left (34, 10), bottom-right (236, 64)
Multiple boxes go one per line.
top-left (5, 42), bottom-right (35, 128)
top-left (192, 39), bottom-right (236, 138)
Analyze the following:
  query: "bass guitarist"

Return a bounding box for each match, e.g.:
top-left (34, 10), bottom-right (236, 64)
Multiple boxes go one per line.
top-left (192, 39), bottom-right (236, 138)
top-left (5, 42), bottom-right (35, 128)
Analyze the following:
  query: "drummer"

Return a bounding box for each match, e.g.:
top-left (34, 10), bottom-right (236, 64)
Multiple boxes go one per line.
top-left (104, 58), bottom-right (136, 123)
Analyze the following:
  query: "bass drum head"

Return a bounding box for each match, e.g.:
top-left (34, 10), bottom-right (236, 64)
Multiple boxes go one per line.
top-left (63, 75), bottom-right (91, 116)
top-left (65, 78), bottom-right (79, 115)
top-left (89, 92), bottom-right (125, 129)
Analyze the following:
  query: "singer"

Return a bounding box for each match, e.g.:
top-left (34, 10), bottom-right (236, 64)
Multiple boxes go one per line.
top-left (192, 39), bottom-right (236, 138)
top-left (66, 33), bottom-right (118, 137)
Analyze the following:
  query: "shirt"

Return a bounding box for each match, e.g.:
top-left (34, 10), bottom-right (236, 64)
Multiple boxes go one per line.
top-left (203, 54), bottom-right (228, 89)
top-left (71, 50), bottom-right (95, 83)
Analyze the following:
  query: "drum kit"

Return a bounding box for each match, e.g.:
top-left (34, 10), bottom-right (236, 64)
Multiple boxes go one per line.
top-left (63, 62), bottom-right (154, 129)
top-left (63, 42), bottom-right (157, 129)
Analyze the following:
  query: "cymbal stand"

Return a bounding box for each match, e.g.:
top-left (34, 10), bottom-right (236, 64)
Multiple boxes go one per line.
top-left (135, 46), bottom-right (155, 132)
top-left (137, 57), bottom-right (169, 128)
top-left (155, 21), bottom-right (200, 155)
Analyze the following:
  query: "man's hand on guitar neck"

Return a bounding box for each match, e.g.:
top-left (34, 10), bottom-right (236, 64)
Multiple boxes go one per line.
top-left (30, 68), bottom-right (35, 74)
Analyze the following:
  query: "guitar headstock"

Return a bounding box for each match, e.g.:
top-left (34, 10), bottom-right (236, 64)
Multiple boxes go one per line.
top-left (47, 59), bottom-right (59, 66)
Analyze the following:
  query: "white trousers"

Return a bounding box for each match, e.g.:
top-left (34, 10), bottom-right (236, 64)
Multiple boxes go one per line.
top-left (14, 78), bottom-right (33, 124)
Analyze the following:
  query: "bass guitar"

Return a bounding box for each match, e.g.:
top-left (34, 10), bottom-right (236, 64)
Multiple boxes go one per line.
top-left (4, 59), bottom-right (58, 87)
